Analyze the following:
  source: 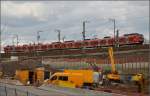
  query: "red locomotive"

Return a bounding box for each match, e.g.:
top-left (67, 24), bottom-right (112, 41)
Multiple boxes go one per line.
top-left (4, 33), bottom-right (144, 53)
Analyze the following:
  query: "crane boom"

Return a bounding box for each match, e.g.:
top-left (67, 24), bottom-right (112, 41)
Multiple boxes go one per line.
top-left (108, 47), bottom-right (116, 73)
top-left (106, 47), bottom-right (120, 81)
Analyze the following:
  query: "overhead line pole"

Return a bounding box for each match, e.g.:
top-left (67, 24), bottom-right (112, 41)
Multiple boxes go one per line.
top-left (116, 29), bottom-right (119, 47)
top-left (14, 34), bottom-right (19, 46)
top-left (82, 21), bottom-right (90, 40)
top-left (0, 25), bottom-right (6, 60)
top-left (56, 29), bottom-right (61, 42)
top-left (37, 31), bottom-right (42, 44)
top-left (0, 28), bottom-right (1, 60)
top-left (114, 19), bottom-right (116, 42)
top-left (82, 21), bottom-right (86, 40)
top-left (109, 18), bottom-right (116, 47)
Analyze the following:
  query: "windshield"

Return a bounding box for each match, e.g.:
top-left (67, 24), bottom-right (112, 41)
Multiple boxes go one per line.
top-left (50, 75), bottom-right (57, 81)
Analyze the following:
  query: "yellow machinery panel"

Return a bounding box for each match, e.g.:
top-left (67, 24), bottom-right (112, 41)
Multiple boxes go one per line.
top-left (132, 74), bottom-right (143, 82)
top-left (107, 74), bottom-right (120, 81)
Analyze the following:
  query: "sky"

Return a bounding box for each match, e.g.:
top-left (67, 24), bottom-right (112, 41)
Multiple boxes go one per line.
top-left (1, 1), bottom-right (149, 50)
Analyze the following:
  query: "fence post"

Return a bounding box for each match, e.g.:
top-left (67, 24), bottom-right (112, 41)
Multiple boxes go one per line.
top-left (4, 86), bottom-right (7, 96)
top-left (14, 88), bottom-right (17, 96)
top-left (26, 91), bottom-right (29, 96)
top-left (0, 86), bottom-right (1, 96)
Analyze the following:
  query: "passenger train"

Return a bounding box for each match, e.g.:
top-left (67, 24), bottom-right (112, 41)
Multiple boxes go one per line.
top-left (4, 33), bottom-right (144, 53)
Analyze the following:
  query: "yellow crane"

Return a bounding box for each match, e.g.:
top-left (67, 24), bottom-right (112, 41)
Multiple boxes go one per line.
top-left (107, 47), bottom-right (144, 83)
top-left (106, 47), bottom-right (120, 81)
top-left (107, 47), bottom-right (144, 92)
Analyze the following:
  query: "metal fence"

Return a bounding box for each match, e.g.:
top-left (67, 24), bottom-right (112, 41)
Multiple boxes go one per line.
top-left (42, 54), bottom-right (149, 78)
top-left (0, 85), bottom-right (39, 96)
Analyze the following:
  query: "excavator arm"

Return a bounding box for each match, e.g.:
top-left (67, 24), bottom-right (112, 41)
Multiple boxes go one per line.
top-left (108, 47), bottom-right (116, 73)
top-left (107, 47), bottom-right (120, 81)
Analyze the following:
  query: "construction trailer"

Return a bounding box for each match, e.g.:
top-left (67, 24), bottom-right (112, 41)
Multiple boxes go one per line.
top-left (15, 67), bottom-right (51, 85)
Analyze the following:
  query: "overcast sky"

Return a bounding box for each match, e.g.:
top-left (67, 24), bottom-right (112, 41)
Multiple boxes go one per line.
top-left (1, 1), bottom-right (149, 49)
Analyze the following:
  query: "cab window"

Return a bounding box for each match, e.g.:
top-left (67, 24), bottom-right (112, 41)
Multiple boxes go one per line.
top-left (51, 76), bottom-right (57, 81)
top-left (58, 76), bottom-right (68, 81)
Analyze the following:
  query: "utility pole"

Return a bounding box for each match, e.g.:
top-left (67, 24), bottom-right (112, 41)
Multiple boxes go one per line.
top-left (0, 25), bottom-right (6, 59)
top-left (109, 18), bottom-right (116, 46)
top-left (56, 29), bottom-right (61, 42)
top-left (116, 29), bottom-right (119, 47)
top-left (62, 36), bottom-right (65, 42)
top-left (12, 36), bottom-right (15, 53)
top-left (0, 28), bottom-right (1, 60)
top-left (82, 21), bottom-right (89, 40)
top-left (17, 35), bottom-right (19, 46)
top-left (14, 34), bottom-right (19, 46)
top-left (37, 31), bottom-right (42, 44)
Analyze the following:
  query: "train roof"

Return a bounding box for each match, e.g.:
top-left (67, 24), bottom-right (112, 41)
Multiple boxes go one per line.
top-left (124, 33), bottom-right (140, 36)
top-left (104, 36), bottom-right (111, 38)
top-left (51, 42), bottom-right (61, 44)
top-left (64, 40), bottom-right (75, 43)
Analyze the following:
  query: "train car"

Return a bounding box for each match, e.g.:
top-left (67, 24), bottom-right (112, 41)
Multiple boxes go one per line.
top-left (64, 40), bottom-right (75, 49)
top-left (83, 39), bottom-right (92, 48)
top-left (22, 44), bottom-right (29, 52)
top-left (74, 40), bottom-right (83, 48)
top-left (83, 39), bottom-right (99, 48)
top-left (51, 42), bottom-right (62, 49)
top-left (41, 44), bottom-right (48, 51)
top-left (60, 43), bottom-right (66, 49)
top-left (4, 46), bottom-right (10, 53)
top-left (3, 33), bottom-right (144, 53)
top-left (118, 36), bottom-right (127, 46)
top-left (15, 46), bottom-right (23, 52)
top-left (124, 33), bottom-right (144, 45)
top-left (99, 39), bottom-right (107, 47)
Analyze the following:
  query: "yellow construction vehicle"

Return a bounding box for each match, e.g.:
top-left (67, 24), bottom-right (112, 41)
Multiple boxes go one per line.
top-left (48, 70), bottom-right (99, 88)
top-left (131, 73), bottom-right (145, 93)
top-left (106, 47), bottom-right (144, 82)
top-left (106, 47), bottom-right (120, 81)
top-left (132, 74), bottom-right (142, 81)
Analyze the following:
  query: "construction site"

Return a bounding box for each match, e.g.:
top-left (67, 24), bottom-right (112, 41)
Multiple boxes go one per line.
top-left (0, 1), bottom-right (150, 96)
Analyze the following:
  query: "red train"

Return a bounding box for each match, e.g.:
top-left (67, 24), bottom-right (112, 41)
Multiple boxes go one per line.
top-left (4, 33), bottom-right (144, 53)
